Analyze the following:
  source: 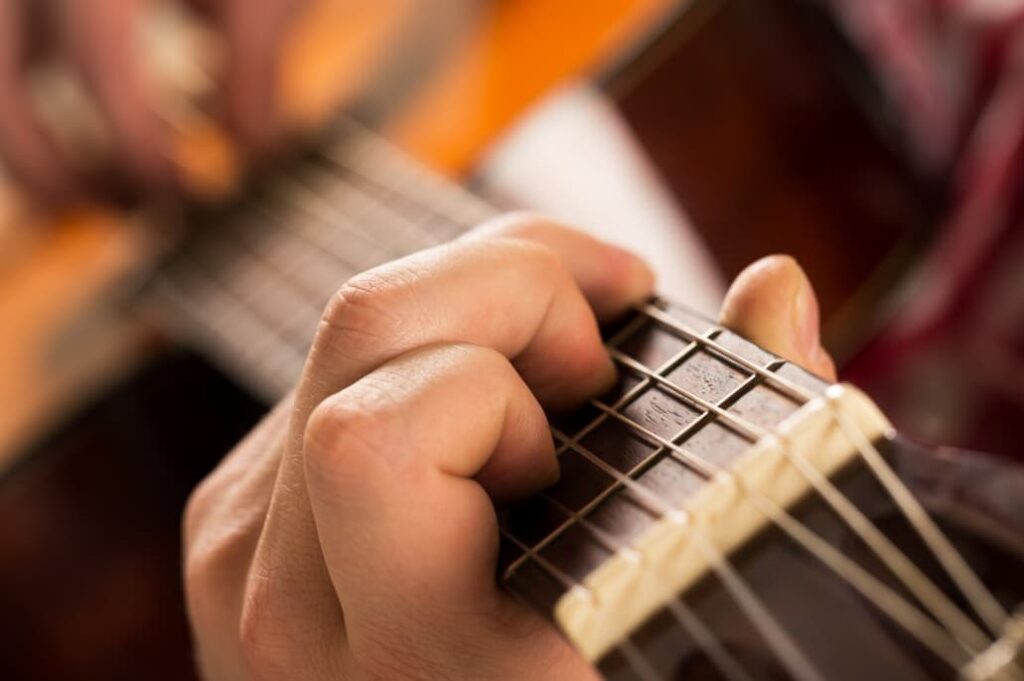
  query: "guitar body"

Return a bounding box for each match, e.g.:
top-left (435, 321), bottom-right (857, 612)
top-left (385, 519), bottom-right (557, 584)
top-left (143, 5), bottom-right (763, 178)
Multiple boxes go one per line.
top-left (3, 2), bottom-right (1021, 680)
top-left (0, 0), bottom-right (675, 468)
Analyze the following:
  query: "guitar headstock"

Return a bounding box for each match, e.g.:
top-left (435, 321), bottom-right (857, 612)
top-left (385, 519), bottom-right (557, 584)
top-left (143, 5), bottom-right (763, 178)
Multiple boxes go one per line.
top-left (499, 299), bottom-right (1024, 680)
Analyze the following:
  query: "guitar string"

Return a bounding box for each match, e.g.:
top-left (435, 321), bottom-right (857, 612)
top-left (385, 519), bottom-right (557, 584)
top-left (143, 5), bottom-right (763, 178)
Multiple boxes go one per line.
top-left (166, 210), bottom-right (949, 678)
top-left (497, 315), bottom-right (973, 665)
top-left (642, 302), bottom-right (1009, 638)
top-left (165, 160), bottom-right (958, 675)
top-left (170, 192), bottom-right (830, 678)
top-left (538, 493), bottom-right (755, 681)
top-left (266, 130), bottom-right (1008, 652)
top-left (153, 125), bottom-right (999, 675)
top-left (314, 140), bottom-right (995, 665)
top-left (163, 206), bottom-right (987, 667)
top-left (606, 347), bottom-right (990, 652)
top-left (616, 637), bottom-right (664, 681)
top-left (556, 402), bottom-right (969, 669)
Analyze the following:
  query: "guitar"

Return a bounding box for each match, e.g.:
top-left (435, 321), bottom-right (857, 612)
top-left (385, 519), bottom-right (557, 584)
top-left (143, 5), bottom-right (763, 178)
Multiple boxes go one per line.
top-left (144, 117), bottom-right (1024, 680)
top-left (4, 1), bottom-right (1014, 680)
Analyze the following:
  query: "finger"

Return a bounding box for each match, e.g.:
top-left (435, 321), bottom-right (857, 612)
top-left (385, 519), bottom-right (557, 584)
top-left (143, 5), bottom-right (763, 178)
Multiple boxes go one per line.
top-left (719, 255), bottom-right (837, 380)
top-left (217, 0), bottom-right (305, 151)
top-left (305, 343), bottom-right (596, 679)
top-left (183, 396), bottom-right (291, 681)
top-left (0, 0), bottom-right (78, 197)
top-left (243, 219), bottom-right (651, 677)
top-left (306, 235), bottom-right (629, 411)
top-left (60, 0), bottom-right (172, 189)
top-left (467, 213), bottom-right (656, 322)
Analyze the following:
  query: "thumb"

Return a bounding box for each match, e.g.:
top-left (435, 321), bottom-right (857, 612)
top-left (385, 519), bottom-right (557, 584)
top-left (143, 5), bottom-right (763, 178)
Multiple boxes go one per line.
top-left (719, 255), bottom-right (837, 381)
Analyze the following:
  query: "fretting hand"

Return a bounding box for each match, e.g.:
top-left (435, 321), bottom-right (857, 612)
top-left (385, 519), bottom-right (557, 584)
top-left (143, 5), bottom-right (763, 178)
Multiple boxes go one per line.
top-left (183, 214), bottom-right (836, 680)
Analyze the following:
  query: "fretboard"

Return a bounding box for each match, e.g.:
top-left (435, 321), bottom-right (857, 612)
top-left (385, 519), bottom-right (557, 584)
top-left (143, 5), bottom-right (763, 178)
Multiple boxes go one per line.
top-left (146, 118), bottom-right (495, 400)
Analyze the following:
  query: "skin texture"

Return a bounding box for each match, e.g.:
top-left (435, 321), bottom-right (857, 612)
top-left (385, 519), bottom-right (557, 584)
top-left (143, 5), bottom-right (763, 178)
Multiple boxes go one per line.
top-left (183, 214), bottom-right (837, 680)
top-left (0, 0), bottom-right (306, 198)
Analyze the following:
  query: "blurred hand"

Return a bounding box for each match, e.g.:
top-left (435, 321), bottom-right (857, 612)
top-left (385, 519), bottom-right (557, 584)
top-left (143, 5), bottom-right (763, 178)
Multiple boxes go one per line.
top-left (0, 0), bottom-right (307, 199)
top-left (183, 214), bottom-right (836, 680)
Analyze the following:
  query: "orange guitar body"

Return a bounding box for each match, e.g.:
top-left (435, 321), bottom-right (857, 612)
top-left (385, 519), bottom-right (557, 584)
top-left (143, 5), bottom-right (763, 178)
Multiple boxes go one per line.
top-left (0, 0), bottom-right (676, 469)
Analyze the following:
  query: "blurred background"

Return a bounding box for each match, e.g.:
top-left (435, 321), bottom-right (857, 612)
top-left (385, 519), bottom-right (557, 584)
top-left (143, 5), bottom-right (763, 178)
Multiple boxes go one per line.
top-left (1, 0), bottom-right (1022, 678)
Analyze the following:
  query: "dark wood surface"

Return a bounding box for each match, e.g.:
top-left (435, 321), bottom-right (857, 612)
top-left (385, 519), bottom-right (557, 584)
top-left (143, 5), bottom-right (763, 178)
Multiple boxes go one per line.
top-left (0, 352), bottom-right (266, 681)
top-left (613, 0), bottom-right (938, 356)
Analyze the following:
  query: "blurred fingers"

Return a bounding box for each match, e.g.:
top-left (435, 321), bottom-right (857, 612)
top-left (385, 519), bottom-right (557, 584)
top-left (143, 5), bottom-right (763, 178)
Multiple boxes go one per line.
top-left (0, 0), bottom-right (78, 197)
top-left (60, 0), bottom-right (173, 190)
top-left (217, 0), bottom-right (307, 152)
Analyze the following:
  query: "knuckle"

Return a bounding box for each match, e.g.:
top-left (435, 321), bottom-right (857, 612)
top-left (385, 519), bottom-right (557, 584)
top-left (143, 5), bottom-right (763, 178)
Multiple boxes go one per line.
top-left (488, 236), bottom-right (567, 286)
top-left (304, 393), bottom-right (384, 482)
top-left (317, 270), bottom-right (402, 359)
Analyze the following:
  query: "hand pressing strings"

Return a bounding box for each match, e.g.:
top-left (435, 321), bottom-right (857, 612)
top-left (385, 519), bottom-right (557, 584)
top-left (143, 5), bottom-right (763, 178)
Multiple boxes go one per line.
top-left (183, 213), bottom-right (836, 680)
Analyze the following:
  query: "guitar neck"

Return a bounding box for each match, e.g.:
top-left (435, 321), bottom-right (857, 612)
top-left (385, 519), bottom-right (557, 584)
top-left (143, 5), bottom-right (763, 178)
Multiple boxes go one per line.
top-left (145, 118), bottom-right (495, 399)
top-left (144, 120), bottom-right (1024, 681)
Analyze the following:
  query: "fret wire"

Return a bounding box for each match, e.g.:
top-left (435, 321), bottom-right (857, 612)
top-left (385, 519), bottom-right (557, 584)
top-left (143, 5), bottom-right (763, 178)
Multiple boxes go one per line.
top-left (272, 174), bottom-right (398, 254)
top-left (508, 325), bottom-right (754, 581)
top-left (608, 340), bottom-right (993, 650)
top-left (299, 167), bottom-right (437, 256)
top-left (640, 303), bottom-right (814, 404)
top-left (594, 402), bottom-right (718, 479)
top-left (553, 330), bottom-right (716, 459)
top-left (827, 400), bottom-right (1009, 637)
top-left (504, 335), bottom-right (717, 576)
top-left (325, 118), bottom-right (495, 226)
top-left (256, 191), bottom-right (390, 273)
top-left (586, 394), bottom-right (969, 667)
top-left (239, 209), bottom-right (360, 301)
top-left (303, 136), bottom-right (475, 249)
top-left (664, 598), bottom-right (756, 681)
top-left (543, 482), bottom-right (759, 681)
top-left (318, 153), bottom-right (490, 244)
top-left (541, 495), bottom-right (634, 558)
top-left (499, 527), bottom-right (588, 596)
top-left (608, 347), bottom-right (763, 442)
top-left (616, 637), bottom-right (665, 681)
top-left (502, 450), bottom-right (666, 583)
top-left (177, 248), bottom-right (322, 357)
top-left (195, 231), bottom-right (324, 348)
top-left (517, 396), bottom-right (842, 681)
top-left (153, 266), bottom-right (305, 399)
top-left (303, 164), bottom-right (444, 253)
